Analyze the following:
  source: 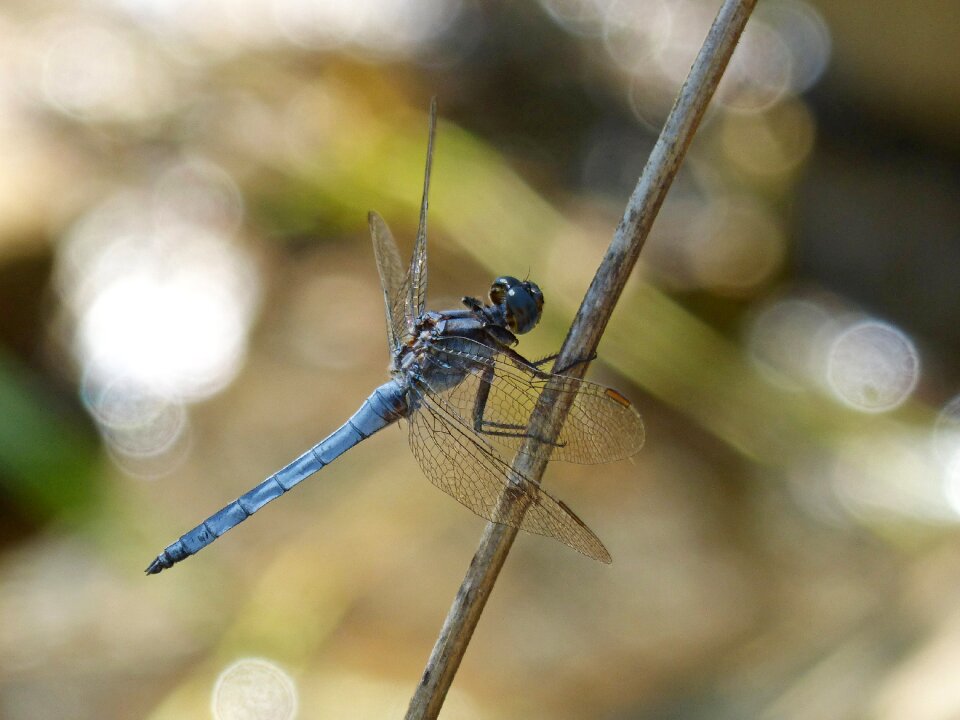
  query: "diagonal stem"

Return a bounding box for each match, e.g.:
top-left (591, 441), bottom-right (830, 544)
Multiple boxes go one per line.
top-left (405, 1), bottom-right (758, 717)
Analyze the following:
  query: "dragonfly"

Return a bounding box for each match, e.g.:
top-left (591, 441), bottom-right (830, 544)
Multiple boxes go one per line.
top-left (145, 99), bottom-right (644, 574)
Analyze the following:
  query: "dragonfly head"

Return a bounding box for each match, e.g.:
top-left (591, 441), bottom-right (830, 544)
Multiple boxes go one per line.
top-left (489, 276), bottom-right (544, 335)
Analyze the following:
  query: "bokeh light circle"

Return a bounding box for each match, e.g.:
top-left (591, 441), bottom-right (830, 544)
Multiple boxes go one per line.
top-left (81, 375), bottom-right (187, 459)
top-left (831, 431), bottom-right (951, 523)
top-left (602, 0), bottom-right (673, 75)
top-left (57, 177), bottom-right (260, 476)
top-left (687, 196), bottom-right (786, 294)
top-left (153, 158), bottom-right (245, 236)
top-left (60, 185), bottom-right (260, 403)
top-left (212, 658), bottom-right (298, 720)
top-left (720, 100), bottom-right (817, 178)
top-left (933, 395), bottom-right (960, 466)
top-left (40, 21), bottom-right (137, 119)
top-left (627, 72), bottom-right (676, 133)
top-left (716, 19), bottom-right (792, 114)
top-left (942, 449), bottom-right (960, 518)
top-left (747, 296), bottom-right (834, 391)
top-left (75, 227), bottom-right (254, 401)
top-left (826, 321), bottom-right (919, 413)
top-left (758, 0), bottom-right (832, 94)
top-left (539, 0), bottom-right (612, 37)
top-left (273, 0), bottom-right (460, 56)
top-left (35, 16), bottom-right (172, 123)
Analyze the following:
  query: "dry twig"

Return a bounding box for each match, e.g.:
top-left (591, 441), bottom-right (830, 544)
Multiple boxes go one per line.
top-left (405, 1), bottom-right (759, 717)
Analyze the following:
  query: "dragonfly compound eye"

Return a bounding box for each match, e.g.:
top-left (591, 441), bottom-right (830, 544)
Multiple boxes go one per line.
top-left (489, 275), bottom-right (519, 306)
top-left (523, 281), bottom-right (544, 313)
top-left (505, 282), bottom-right (543, 334)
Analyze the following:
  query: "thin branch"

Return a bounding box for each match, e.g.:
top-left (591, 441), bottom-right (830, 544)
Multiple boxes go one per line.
top-left (405, 1), bottom-right (758, 717)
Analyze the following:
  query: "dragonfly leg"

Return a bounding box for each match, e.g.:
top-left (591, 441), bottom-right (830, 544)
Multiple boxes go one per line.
top-left (530, 350), bottom-right (598, 375)
top-left (471, 362), bottom-right (495, 432)
top-left (471, 363), bottom-right (566, 448)
top-left (461, 295), bottom-right (484, 312)
top-left (530, 352), bottom-right (558, 368)
top-left (477, 421), bottom-right (567, 448)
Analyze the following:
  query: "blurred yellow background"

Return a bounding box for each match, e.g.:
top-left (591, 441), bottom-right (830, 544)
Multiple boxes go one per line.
top-left (2, 1), bottom-right (960, 718)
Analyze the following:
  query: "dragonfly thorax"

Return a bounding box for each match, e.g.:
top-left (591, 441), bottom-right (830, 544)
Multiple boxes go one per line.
top-left (489, 276), bottom-right (544, 335)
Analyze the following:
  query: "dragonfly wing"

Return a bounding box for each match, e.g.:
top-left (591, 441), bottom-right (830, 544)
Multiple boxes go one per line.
top-left (369, 211), bottom-right (409, 351)
top-left (426, 337), bottom-right (645, 464)
top-left (404, 97), bottom-right (437, 327)
top-left (408, 383), bottom-right (611, 563)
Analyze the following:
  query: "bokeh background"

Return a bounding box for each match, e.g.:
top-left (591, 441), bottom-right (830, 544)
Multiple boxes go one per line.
top-left (2, 0), bottom-right (959, 718)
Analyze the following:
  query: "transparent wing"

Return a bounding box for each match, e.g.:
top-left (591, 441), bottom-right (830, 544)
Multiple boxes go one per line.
top-left (404, 97), bottom-right (437, 328)
top-left (408, 383), bottom-right (611, 562)
top-left (369, 211), bottom-right (409, 351)
top-left (424, 337), bottom-right (645, 464)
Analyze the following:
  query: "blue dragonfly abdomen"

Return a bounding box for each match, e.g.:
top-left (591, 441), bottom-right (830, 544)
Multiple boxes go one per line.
top-left (145, 381), bottom-right (408, 574)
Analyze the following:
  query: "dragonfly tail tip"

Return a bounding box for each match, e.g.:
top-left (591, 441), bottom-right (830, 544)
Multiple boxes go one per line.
top-left (144, 556), bottom-right (167, 575)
